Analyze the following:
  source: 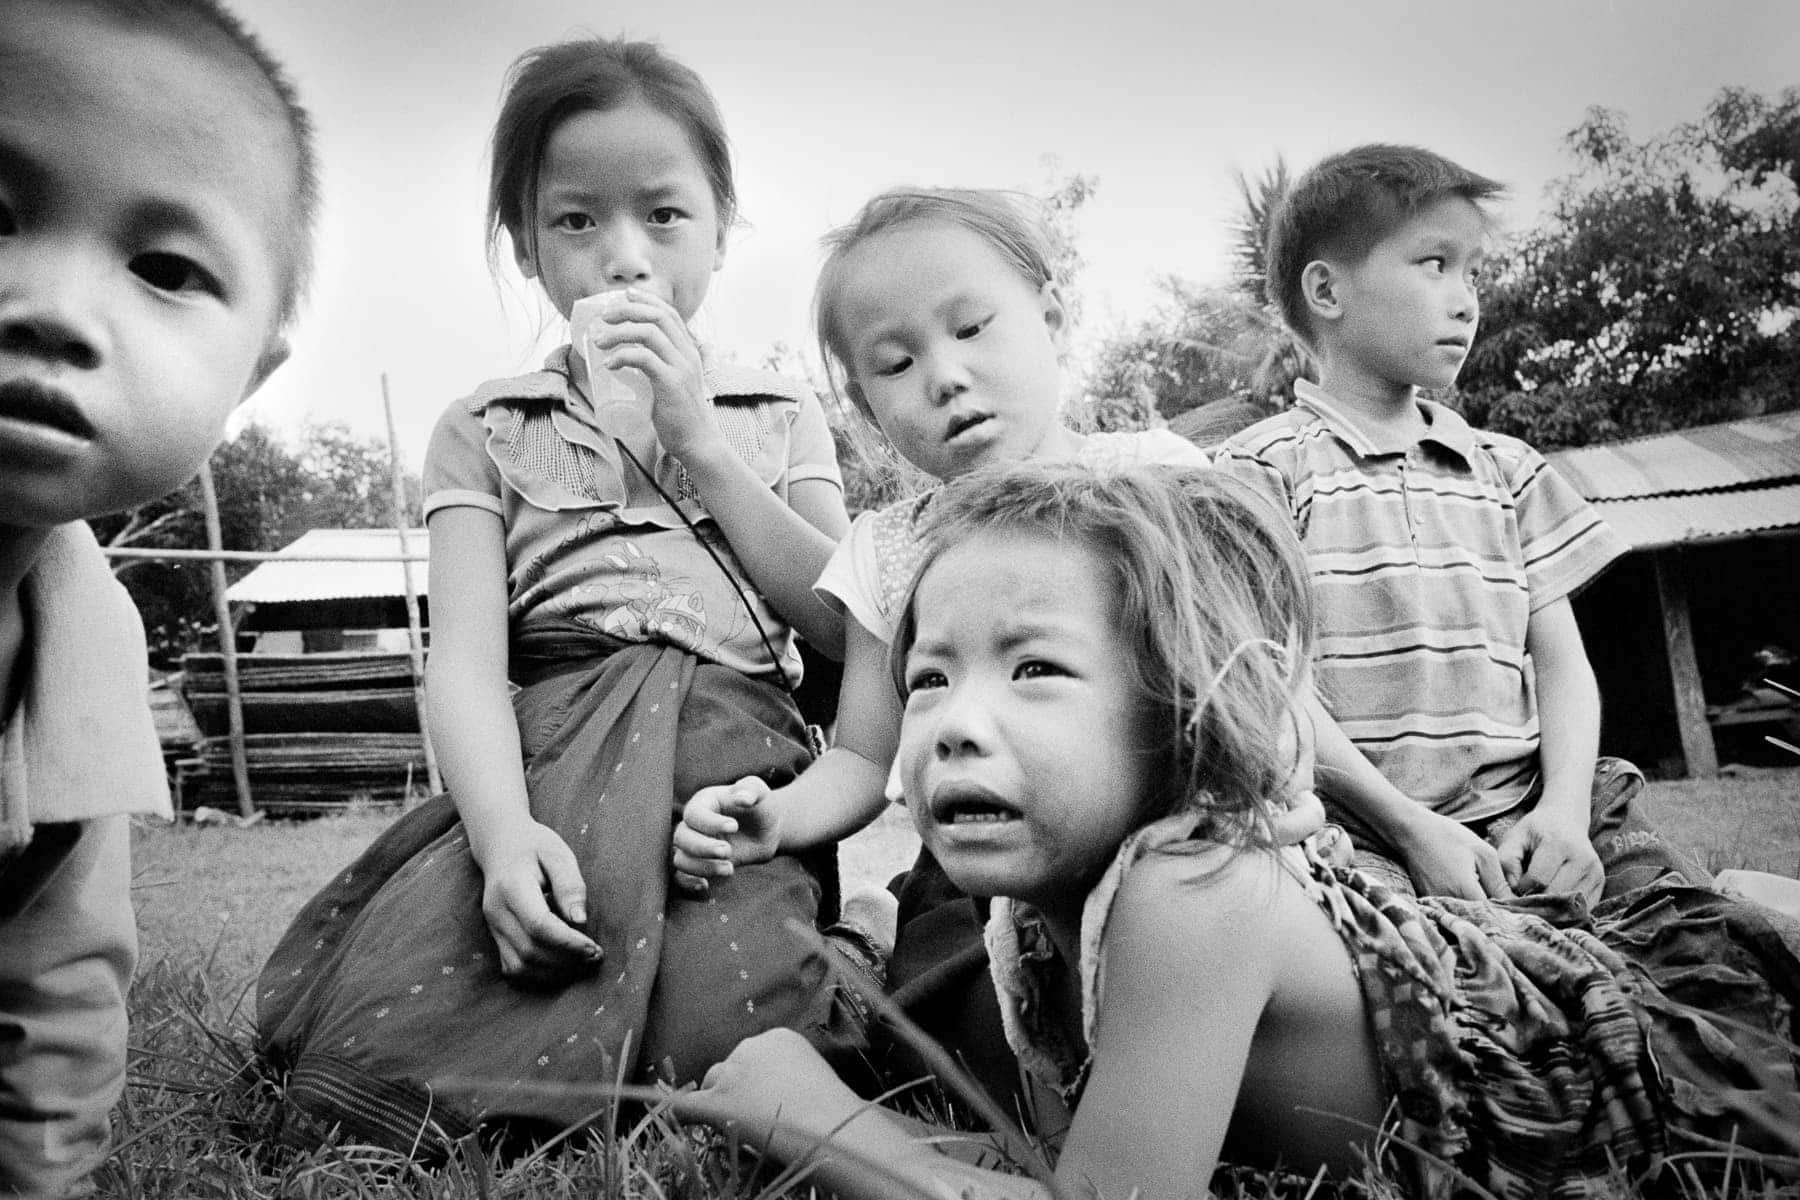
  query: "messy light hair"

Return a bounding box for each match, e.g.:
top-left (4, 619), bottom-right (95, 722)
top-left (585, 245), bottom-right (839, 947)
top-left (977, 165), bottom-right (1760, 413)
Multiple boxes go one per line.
top-left (893, 461), bottom-right (1315, 843)
top-left (812, 187), bottom-right (1056, 425)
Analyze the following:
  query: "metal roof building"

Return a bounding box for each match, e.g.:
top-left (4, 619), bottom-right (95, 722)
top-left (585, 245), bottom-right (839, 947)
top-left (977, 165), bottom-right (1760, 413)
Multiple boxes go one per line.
top-left (1548, 411), bottom-right (1800, 552)
top-left (226, 528), bottom-right (430, 605)
top-left (1546, 411), bottom-right (1800, 777)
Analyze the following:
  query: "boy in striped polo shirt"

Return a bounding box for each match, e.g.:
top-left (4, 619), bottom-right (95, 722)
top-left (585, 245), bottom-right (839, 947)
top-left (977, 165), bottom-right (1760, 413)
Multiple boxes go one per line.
top-left (1217, 144), bottom-right (1707, 905)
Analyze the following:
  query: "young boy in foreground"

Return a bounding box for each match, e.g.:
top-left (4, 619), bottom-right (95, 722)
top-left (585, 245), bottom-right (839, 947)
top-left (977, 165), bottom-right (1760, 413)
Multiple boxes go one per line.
top-left (1217, 144), bottom-right (1708, 905)
top-left (0, 1), bottom-right (315, 1192)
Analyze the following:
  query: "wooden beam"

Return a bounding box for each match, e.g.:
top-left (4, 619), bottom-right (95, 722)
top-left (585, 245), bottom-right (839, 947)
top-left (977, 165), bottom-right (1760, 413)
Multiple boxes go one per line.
top-left (1653, 548), bottom-right (1717, 778)
top-left (199, 461), bottom-right (256, 816)
top-left (383, 373), bottom-right (442, 796)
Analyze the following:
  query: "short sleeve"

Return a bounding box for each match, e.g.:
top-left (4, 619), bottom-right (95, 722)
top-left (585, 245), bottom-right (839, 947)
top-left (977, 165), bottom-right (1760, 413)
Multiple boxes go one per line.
top-left (1211, 438), bottom-right (1301, 530)
top-left (813, 512), bottom-right (889, 642)
top-left (422, 401), bottom-right (503, 518)
top-left (1506, 443), bottom-right (1626, 610)
top-left (784, 386), bottom-right (845, 491)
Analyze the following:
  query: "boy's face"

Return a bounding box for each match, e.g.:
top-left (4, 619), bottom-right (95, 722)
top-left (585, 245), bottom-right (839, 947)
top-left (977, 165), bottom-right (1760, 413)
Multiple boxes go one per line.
top-left (1317, 195), bottom-right (1487, 395)
top-left (0, 2), bottom-right (294, 527)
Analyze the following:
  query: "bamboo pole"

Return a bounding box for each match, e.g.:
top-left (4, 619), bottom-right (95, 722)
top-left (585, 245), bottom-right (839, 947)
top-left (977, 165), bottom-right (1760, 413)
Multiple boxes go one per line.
top-left (383, 374), bottom-right (442, 795)
top-left (198, 461), bottom-right (255, 817)
top-left (101, 546), bottom-right (428, 563)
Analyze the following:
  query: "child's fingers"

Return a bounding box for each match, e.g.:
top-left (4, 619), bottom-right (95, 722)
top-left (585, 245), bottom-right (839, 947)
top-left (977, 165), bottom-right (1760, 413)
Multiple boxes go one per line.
top-left (681, 795), bottom-right (740, 838)
top-left (719, 786), bottom-right (764, 817)
top-left (537, 849), bottom-right (596, 938)
top-left (672, 822), bottom-right (738, 868)
top-left (1476, 841), bottom-right (1515, 899)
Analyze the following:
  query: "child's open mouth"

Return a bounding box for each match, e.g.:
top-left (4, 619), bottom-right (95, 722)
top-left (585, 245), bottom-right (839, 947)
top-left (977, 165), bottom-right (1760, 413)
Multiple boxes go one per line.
top-left (929, 785), bottom-right (1020, 825)
top-left (944, 412), bottom-right (990, 442)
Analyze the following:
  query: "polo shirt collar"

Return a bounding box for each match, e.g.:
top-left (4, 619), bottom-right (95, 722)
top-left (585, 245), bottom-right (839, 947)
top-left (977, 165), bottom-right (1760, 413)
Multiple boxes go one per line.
top-left (1293, 378), bottom-right (1477, 467)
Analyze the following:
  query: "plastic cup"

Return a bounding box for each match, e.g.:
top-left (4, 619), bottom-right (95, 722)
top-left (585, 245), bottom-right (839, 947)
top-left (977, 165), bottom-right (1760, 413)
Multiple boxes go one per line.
top-left (570, 291), bottom-right (654, 440)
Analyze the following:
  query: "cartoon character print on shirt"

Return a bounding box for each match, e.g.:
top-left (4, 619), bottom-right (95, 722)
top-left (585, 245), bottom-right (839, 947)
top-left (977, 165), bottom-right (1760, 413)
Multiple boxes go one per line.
top-left (588, 541), bottom-right (709, 645)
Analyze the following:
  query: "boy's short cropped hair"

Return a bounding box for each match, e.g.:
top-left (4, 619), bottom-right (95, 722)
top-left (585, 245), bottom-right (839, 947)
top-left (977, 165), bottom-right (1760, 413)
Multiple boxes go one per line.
top-left (1266, 144), bottom-right (1503, 349)
top-left (58, 0), bottom-right (320, 327)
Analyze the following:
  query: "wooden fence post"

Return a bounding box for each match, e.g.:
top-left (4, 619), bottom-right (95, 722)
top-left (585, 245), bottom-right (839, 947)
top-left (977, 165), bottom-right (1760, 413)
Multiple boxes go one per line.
top-left (383, 374), bottom-right (442, 795)
top-left (199, 461), bottom-right (255, 816)
top-left (1653, 548), bottom-right (1719, 779)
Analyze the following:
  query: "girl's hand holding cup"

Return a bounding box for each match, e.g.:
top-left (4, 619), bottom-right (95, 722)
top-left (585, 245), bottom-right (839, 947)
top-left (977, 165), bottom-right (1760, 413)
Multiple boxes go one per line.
top-left (574, 287), bottom-right (722, 463)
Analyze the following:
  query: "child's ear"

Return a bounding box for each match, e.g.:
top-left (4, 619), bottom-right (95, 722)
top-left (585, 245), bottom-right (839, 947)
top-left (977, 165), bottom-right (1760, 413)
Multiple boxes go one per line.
top-left (1300, 260), bottom-right (1343, 326)
top-left (1039, 282), bottom-right (1070, 351)
top-left (512, 231), bottom-right (540, 282)
top-left (242, 335), bottom-right (291, 402)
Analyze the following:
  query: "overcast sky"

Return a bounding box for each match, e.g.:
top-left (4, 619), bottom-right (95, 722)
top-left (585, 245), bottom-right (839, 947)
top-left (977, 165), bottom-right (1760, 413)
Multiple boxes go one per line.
top-left (227, 0), bottom-right (1800, 468)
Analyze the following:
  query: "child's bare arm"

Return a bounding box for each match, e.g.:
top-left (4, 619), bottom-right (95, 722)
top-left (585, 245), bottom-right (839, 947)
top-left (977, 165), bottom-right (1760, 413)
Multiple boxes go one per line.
top-left (1497, 598), bottom-right (1603, 902)
top-left (676, 1028), bottom-right (1051, 1200)
top-left (594, 290), bottom-right (850, 658)
top-left (1307, 691), bottom-right (1511, 899)
top-left (426, 507), bottom-right (601, 978)
top-left (674, 618), bottom-right (896, 887)
top-left (1058, 856), bottom-right (1279, 1198)
top-left (678, 458), bottom-right (849, 659)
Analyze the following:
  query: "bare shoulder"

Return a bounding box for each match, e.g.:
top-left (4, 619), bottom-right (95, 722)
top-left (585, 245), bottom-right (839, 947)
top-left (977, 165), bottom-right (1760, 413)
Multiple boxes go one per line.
top-left (1106, 846), bottom-right (1304, 988)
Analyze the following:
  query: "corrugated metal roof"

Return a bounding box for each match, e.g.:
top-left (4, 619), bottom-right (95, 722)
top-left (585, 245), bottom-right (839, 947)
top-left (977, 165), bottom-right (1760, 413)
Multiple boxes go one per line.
top-left (1548, 410), bottom-right (1800, 500)
top-left (1544, 410), bottom-right (1800, 551)
top-left (1591, 483), bottom-right (1800, 552)
top-left (227, 529), bottom-right (430, 604)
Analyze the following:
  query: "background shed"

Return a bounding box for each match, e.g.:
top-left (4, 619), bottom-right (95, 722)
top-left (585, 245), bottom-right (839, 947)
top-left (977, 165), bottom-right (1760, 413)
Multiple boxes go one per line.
top-left (228, 527), bottom-right (430, 651)
top-left (176, 528), bottom-right (433, 812)
top-left (1549, 411), bottom-right (1800, 777)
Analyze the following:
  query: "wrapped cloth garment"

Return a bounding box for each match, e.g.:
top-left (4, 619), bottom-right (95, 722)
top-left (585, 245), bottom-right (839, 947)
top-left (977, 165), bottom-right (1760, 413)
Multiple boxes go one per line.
top-left (989, 814), bottom-right (1800, 1200)
top-left (257, 625), bottom-right (864, 1153)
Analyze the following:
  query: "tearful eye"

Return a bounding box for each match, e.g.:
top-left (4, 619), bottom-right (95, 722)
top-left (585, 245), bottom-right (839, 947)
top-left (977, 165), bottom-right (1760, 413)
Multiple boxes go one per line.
top-left (131, 252), bottom-right (219, 297)
top-left (905, 668), bottom-right (948, 695)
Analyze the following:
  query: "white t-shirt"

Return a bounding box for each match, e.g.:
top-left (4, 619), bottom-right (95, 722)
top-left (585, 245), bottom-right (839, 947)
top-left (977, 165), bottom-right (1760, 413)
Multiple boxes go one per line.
top-left (816, 429), bottom-right (1209, 647)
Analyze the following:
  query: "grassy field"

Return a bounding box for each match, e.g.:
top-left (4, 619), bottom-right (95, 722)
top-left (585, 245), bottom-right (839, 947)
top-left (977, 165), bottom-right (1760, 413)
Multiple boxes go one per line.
top-left (103, 769), bottom-right (1800, 1198)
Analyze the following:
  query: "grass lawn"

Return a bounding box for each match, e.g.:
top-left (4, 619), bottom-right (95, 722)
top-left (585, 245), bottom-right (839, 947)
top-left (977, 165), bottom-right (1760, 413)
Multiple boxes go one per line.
top-left (106, 770), bottom-right (1799, 1199)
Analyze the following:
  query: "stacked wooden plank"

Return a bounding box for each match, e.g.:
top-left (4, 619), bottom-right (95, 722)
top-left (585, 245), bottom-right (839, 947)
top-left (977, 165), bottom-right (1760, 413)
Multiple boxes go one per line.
top-left (178, 651), bottom-right (428, 812)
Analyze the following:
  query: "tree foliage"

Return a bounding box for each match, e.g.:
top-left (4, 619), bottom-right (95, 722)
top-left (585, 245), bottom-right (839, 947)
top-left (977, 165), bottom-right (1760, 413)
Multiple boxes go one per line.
top-left (91, 420), bottom-right (422, 665)
top-left (1082, 157), bottom-right (1304, 433)
top-left (1457, 87), bottom-right (1800, 447)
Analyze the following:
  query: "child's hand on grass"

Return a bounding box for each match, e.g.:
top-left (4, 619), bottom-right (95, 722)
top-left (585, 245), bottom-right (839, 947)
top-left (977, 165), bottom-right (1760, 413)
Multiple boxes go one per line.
top-left (476, 821), bottom-right (603, 983)
top-left (1397, 808), bottom-right (1515, 901)
top-left (673, 777), bottom-right (780, 893)
top-left (673, 1027), bottom-right (878, 1157)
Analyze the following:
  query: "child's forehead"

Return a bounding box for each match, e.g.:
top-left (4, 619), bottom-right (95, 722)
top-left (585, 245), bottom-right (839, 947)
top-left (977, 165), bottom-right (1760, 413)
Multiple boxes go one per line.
top-left (1, 2), bottom-right (303, 281)
top-left (834, 224), bottom-right (1028, 335)
top-left (1367, 194), bottom-right (1493, 254)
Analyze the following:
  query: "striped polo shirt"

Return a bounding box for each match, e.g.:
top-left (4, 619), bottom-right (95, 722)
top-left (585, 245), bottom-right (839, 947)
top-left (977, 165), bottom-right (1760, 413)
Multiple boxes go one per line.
top-left (1215, 381), bottom-right (1625, 822)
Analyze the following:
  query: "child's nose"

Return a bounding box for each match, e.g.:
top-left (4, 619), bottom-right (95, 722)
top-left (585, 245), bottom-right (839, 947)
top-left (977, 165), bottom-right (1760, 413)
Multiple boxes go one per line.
top-left (1450, 279), bottom-right (1478, 322)
top-left (0, 273), bottom-right (104, 370)
top-left (930, 355), bottom-right (972, 404)
top-left (600, 222), bottom-right (653, 287)
top-left (932, 683), bottom-right (995, 758)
